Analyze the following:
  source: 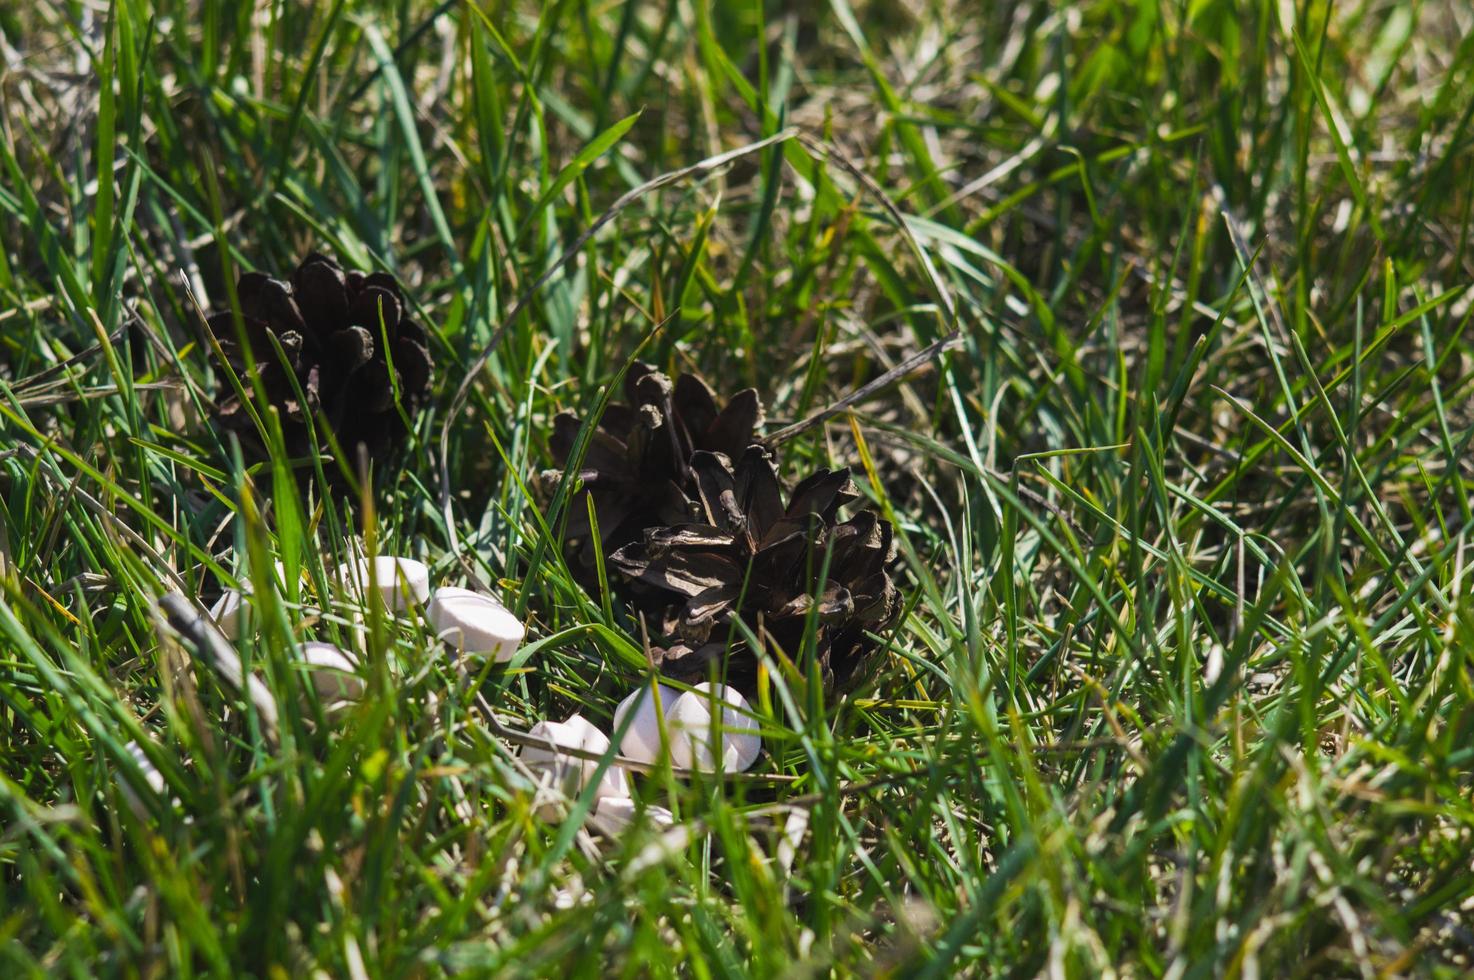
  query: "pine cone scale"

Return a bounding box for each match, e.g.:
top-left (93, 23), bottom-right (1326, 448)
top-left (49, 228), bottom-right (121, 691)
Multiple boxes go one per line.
top-left (703, 388), bottom-right (764, 455)
top-left (609, 542), bottom-right (744, 598)
top-left (349, 286), bottom-right (401, 335)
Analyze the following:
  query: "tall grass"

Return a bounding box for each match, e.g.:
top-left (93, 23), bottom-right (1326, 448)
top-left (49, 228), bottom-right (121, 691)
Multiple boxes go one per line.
top-left (2, 0), bottom-right (1473, 974)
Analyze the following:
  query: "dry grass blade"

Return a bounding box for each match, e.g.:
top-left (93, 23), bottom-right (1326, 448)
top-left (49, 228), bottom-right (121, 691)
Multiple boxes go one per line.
top-left (766, 332), bottom-right (963, 445)
top-left (157, 592), bottom-right (280, 739)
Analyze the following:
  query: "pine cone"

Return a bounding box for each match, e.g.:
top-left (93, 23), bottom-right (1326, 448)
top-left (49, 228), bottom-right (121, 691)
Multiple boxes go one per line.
top-left (608, 446), bottom-right (901, 697)
top-left (206, 253), bottom-right (433, 473)
top-left (545, 362), bottom-right (765, 585)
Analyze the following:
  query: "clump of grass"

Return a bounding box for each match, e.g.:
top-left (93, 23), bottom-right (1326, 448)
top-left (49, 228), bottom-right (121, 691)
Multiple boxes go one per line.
top-left (3, 0), bottom-right (1474, 975)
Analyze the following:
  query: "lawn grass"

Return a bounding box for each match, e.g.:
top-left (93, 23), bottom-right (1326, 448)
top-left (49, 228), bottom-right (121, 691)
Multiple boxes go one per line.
top-left (3, 0), bottom-right (1474, 974)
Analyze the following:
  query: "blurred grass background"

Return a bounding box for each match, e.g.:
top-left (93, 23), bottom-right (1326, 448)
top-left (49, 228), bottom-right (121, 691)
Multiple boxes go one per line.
top-left (3, 0), bottom-right (1474, 974)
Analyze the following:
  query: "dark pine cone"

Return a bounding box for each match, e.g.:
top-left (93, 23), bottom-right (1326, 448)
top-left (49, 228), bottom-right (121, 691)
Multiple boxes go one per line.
top-left (544, 362), bottom-right (764, 586)
top-left (608, 446), bottom-right (901, 699)
top-left (206, 253), bottom-right (433, 473)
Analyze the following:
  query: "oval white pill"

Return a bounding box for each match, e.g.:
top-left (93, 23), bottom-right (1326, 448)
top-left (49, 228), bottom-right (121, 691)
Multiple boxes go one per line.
top-left (426, 586), bottom-right (525, 660)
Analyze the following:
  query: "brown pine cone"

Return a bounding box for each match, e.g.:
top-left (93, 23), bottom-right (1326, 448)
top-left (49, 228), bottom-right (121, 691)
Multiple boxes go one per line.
top-left (206, 253), bottom-right (433, 475)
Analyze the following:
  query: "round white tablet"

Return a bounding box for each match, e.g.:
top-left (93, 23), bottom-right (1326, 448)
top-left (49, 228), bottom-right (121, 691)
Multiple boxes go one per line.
top-left (594, 795), bottom-right (675, 833)
top-left (209, 589), bottom-right (245, 640)
top-left (340, 556), bottom-right (430, 612)
top-left (519, 714), bottom-right (629, 820)
top-left (118, 740), bottom-right (168, 819)
top-left (614, 682), bottom-right (761, 773)
top-left (299, 641), bottom-right (364, 702)
top-left (665, 683), bottom-right (761, 772)
top-left (208, 561), bottom-right (293, 640)
top-left (613, 683), bottom-right (680, 765)
top-left (426, 586), bottom-right (525, 660)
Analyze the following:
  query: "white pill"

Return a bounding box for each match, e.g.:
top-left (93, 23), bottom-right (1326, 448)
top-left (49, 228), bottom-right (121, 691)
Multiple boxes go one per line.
top-left (613, 683), bottom-right (681, 765)
top-left (426, 586), bottom-right (525, 660)
top-left (209, 589), bottom-right (245, 640)
top-left (666, 683), bottom-right (761, 772)
top-left (615, 682), bottom-right (761, 773)
top-left (341, 556), bottom-right (430, 612)
top-left (594, 796), bottom-right (675, 833)
top-left (208, 561), bottom-right (295, 640)
top-left (118, 740), bottom-right (168, 819)
top-left (299, 641), bottom-right (364, 702)
top-left (519, 714), bottom-right (629, 820)
top-left (551, 882), bottom-right (591, 910)
top-left (559, 714), bottom-right (631, 805)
